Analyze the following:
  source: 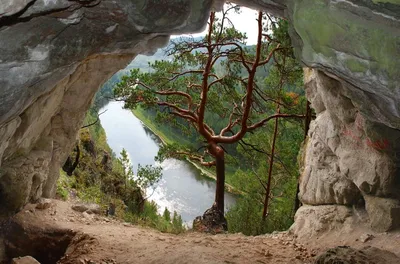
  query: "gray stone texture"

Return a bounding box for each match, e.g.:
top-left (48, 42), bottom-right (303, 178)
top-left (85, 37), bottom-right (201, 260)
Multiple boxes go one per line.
top-left (0, 0), bottom-right (399, 235)
top-left (0, 0), bottom-right (211, 215)
top-left (315, 246), bottom-right (400, 264)
top-left (289, 205), bottom-right (358, 240)
top-left (298, 68), bottom-right (400, 232)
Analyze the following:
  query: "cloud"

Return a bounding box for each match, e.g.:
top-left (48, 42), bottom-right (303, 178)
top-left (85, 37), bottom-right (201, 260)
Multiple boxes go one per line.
top-left (172, 6), bottom-right (259, 45)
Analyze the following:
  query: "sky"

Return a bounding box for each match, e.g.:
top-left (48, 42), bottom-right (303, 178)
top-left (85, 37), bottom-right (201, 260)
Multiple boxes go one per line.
top-left (173, 6), bottom-right (260, 45)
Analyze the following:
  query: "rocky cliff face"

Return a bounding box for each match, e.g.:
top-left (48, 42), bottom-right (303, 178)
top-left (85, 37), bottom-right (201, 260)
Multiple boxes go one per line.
top-left (0, 0), bottom-right (212, 215)
top-left (0, 0), bottom-right (399, 234)
top-left (287, 0), bottom-right (400, 234)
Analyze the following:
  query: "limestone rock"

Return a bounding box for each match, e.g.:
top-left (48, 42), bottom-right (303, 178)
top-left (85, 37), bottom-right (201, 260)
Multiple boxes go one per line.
top-left (315, 246), bottom-right (400, 264)
top-left (35, 198), bottom-right (52, 210)
top-left (0, 0), bottom-right (399, 240)
top-left (0, 0), bottom-right (213, 216)
top-left (72, 203), bottom-right (102, 215)
top-left (290, 0), bottom-right (400, 234)
top-left (82, 211), bottom-right (93, 222)
top-left (364, 195), bottom-right (400, 232)
top-left (289, 0), bottom-right (400, 129)
top-left (233, 0), bottom-right (285, 17)
top-left (0, 0), bottom-right (35, 18)
top-left (359, 233), bottom-right (374, 243)
top-left (11, 256), bottom-right (40, 264)
top-left (289, 205), bottom-right (356, 240)
top-left (299, 69), bottom-right (400, 232)
top-left (71, 204), bottom-right (90, 213)
top-left (0, 54), bottom-right (134, 215)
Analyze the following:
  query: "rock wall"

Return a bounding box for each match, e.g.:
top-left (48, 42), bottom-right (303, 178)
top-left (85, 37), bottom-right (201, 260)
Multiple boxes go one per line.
top-left (293, 68), bottom-right (400, 235)
top-left (0, 0), bottom-right (399, 235)
top-left (286, 0), bottom-right (400, 233)
top-left (0, 0), bottom-right (213, 215)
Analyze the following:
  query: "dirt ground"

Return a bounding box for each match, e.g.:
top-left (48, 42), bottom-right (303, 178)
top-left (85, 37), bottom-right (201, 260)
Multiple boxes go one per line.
top-left (5, 199), bottom-right (316, 264)
top-left (3, 199), bottom-right (400, 264)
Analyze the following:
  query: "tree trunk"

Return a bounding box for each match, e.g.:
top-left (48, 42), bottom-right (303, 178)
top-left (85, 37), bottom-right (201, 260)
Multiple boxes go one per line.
top-left (304, 100), bottom-right (312, 139)
top-left (62, 143), bottom-right (80, 176)
top-left (294, 101), bottom-right (312, 213)
top-left (214, 148), bottom-right (225, 214)
top-left (262, 111), bottom-right (279, 221)
top-left (71, 144), bottom-right (80, 173)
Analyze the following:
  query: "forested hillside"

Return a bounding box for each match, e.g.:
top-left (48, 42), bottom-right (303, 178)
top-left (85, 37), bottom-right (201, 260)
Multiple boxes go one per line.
top-left (57, 104), bottom-right (185, 234)
top-left (98, 7), bottom-right (310, 235)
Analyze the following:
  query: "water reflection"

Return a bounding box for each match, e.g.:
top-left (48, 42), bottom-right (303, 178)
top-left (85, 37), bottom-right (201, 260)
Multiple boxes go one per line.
top-left (99, 101), bottom-right (236, 225)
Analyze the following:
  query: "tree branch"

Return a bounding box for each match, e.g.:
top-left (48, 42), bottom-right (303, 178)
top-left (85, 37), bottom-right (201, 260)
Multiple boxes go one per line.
top-left (81, 110), bottom-right (107, 129)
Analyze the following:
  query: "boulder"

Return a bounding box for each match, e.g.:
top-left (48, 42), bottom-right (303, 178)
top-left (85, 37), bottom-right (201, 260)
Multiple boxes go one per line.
top-left (359, 233), bottom-right (374, 243)
top-left (35, 198), bottom-right (52, 210)
top-left (12, 256), bottom-right (40, 264)
top-left (71, 203), bottom-right (102, 215)
top-left (289, 205), bottom-right (357, 240)
top-left (315, 246), bottom-right (400, 264)
top-left (298, 68), bottom-right (400, 233)
top-left (364, 195), bottom-right (400, 232)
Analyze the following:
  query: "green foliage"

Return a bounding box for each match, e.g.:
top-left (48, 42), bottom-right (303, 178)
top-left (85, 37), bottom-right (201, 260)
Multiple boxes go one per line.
top-left (56, 170), bottom-right (72, 201)
top-left (124, 202), bottom-right (186, 234)
top-left (58, 107), bottom-right (185, 234)
top-left (225, 18), bottom-right (305, 235)
top-left (226, 192), bottom-right (296, 235)
top-left (171, 211), bottom-right (185, 234)
top-left (137, 164), bottom-right (162, 189)
top-left (78, 184), bottom-right (104, 205)
top-left (163, 207), bottom-right (171, 222)
top-left (112, 8), bottom-right (306, 236)
top-left (119, 148), bottom-right (134, 181)
top-left (119, 147), bottom-right (162, 191)
top-left (226, 195), bottom-right (263, 235)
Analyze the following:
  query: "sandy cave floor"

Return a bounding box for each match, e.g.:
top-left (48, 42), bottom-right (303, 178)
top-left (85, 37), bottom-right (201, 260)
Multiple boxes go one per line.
top-left (3, 198), bottom-right (400, 264)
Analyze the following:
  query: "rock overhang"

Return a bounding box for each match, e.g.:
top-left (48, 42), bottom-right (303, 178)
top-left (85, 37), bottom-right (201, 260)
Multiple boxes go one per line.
top-left (0, 0), bottom-right (399, 234)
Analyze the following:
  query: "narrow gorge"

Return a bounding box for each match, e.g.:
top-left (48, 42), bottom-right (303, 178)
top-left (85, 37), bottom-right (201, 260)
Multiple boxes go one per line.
top-left (0, 0), bottom-right (399, 262)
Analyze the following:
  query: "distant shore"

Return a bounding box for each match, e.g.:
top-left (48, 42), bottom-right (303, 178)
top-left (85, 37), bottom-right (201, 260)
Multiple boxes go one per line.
top-left (131, 109), bottom-right (242, 195)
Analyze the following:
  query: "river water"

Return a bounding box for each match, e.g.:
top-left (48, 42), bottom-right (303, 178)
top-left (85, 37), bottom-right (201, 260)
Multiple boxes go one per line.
top-left (99, 101), bottom-right (236, 225)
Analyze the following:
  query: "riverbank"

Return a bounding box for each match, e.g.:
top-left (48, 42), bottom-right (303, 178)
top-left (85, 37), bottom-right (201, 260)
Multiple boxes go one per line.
top-left (131, 108), bottom-right (173, 146)
top-left (58, 108), bottom-right (182, 233)
top-left (131, 108), bottom-right (242, 195)
top-left (99, 101), bottom-right (237, 222)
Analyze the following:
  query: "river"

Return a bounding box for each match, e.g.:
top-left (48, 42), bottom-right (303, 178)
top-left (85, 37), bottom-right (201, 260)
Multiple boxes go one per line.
top-left (99, 101), bottom-right (236, 225)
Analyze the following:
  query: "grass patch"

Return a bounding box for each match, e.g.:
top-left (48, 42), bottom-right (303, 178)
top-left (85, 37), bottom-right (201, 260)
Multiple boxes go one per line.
top-left (56, 170), bottom-right (74, 201)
